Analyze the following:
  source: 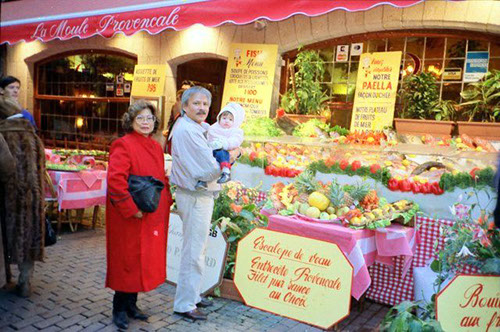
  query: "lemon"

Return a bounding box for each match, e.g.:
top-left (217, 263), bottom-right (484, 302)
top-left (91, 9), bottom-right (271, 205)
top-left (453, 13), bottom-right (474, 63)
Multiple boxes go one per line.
top-left (384, 161), bottom-right (393, 166)
top-left (455, 138), bottom-right (462, 143)
top-left (255, 143), bottom-right (262, 148)
top-left (308, 192), bottom-right (330, 211)
top-left (402, 160), bottom-right (410, 166)
top-left (367, 137), bottom-right (375, 143)
top-left (476, 146), bottom-right (483, 152)
top-left (305, 206), bottom-right (321, 219)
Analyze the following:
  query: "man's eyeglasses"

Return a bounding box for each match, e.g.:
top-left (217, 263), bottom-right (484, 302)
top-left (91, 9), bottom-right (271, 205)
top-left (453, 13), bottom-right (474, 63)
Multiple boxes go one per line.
top-left (135, 115), bottom-right (156, 123)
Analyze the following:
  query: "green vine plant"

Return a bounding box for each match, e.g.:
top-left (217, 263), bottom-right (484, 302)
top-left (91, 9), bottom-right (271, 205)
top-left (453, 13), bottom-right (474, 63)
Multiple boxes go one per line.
top-left (459, 70), bottom-right (500, 122)
top-left (280, 48), bottom-right (330, 115)
top-left (398, 72), bottom-right (440, 120)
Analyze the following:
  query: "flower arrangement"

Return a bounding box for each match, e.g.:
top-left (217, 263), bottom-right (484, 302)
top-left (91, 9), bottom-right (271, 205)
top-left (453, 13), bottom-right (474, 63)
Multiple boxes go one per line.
top-left (431, 191), bottom-right (500, 280)
top-left (381, 188), bottom-right (499, 331)
top-left (211, 181), bottom-right (268, 279)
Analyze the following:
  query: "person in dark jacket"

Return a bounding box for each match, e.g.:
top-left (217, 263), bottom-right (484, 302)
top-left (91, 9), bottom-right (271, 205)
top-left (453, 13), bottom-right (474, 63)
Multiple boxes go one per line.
top-left (0, 96), bottom-right (45, 297)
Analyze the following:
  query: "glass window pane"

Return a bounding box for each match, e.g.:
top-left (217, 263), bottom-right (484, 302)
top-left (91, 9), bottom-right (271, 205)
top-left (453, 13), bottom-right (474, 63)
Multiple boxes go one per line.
top-left (441, 83), bottom-right (462, 102)
top-left (367, 39), bottom-right (386, 53)
top-left (423, 60), bottom-right (444, 80)
top-left (38, 53), bottom-right (135, 97)
top-left (444, 59), bottom-right (465, 81)
top-left (323, 63), bottom-right (333, 83)
top-left (332, 63), bottom-right (349, 82)
top-left (319, 49), bottom-right (334, 62)
top-left (331, 84), bottom-right (348, 102)
top-left (468, 40), bottom-right (488, 52)
top-left (425, 37), bottom-right (445, 59)
top-left (346, 84), bottom-right (356, 102)
top-left (447, 38), bottom-right (467, 58)
top-left (348, 62), bottom-right (359, 83)
top-left (388, 38), bottom-right (405, 52)
top-left (405, 37), bottom-right (425, 58)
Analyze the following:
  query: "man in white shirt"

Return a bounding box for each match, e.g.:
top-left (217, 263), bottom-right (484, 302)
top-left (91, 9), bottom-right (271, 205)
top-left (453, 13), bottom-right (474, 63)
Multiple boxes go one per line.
top-left (170, 86), bottom-right (238, 321)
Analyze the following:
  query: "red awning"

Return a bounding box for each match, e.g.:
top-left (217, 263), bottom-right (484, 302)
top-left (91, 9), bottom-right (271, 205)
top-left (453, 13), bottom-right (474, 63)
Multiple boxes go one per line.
top-left (1, 0), bottom-right (424, 45)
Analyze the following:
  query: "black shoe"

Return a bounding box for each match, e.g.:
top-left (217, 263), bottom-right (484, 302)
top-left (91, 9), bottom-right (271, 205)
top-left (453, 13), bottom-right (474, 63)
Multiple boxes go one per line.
top-left (196, 297), bottom-right (213, 308)
top-left (217, 172), bottom-right (231, 184)
top-left (113, 311), bottom-right (129, 330)
top-left (127, 305), bottom-right (148, 321)
top-left (174, 308), bottom-right (207, 321)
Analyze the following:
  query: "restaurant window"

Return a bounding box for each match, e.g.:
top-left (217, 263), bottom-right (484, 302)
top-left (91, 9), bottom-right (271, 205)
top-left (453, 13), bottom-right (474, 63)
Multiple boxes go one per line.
top-left (283, 33), bottom-right (500, 107)
top-left (36, 51), bottom-right (137, 149)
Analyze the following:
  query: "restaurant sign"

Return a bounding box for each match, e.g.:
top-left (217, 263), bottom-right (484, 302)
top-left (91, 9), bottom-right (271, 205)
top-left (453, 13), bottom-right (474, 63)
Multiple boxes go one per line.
top-left (221, 43), bottom-right (278, 118)
top-left (436, 275), bottom-right (500, 332)
top-left (130, 64), bottom-right (166, 97)
top-left (464, 51), bottom-right (489, 82)
top-left (350, 51), bottom-right (402, 132)
top-left (233, 228), bottom-right (353, 330)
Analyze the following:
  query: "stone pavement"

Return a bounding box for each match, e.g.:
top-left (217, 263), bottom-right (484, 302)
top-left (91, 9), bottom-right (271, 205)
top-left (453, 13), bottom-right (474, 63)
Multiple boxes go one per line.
top-left (0, 228), bottom-right (389, 331)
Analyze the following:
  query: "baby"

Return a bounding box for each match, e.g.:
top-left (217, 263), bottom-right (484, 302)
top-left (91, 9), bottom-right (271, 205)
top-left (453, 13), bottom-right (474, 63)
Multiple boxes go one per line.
top-left (195, 102), bottom-right (245, 191)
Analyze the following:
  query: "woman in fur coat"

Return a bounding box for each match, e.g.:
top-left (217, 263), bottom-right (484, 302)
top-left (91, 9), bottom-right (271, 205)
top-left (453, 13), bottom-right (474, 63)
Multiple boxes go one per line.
top-left (0, 96), bottom-right (45, 296)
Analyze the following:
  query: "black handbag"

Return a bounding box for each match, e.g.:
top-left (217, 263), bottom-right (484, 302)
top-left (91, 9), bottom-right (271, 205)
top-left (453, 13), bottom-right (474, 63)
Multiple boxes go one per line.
top-left (127, 175), bottom-right (165, 213)
top-left (45, 217), bottom-right (57, 246)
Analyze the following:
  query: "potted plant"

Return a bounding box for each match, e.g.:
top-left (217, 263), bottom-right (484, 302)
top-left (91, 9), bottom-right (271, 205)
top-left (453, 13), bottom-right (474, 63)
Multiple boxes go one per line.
top-left (395, 72), bottom-right (455, 136)
top-left (457, 70), bottom-right (500, 140)
top-left (280, 49), bottom-right (330, 123)
top-left (211, 182), bottom-right (268, 302)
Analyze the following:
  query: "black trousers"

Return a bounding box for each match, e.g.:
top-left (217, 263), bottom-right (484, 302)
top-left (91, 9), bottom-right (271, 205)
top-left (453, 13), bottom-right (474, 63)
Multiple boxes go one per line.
top-left (113, 291), bottom-right (138, 313)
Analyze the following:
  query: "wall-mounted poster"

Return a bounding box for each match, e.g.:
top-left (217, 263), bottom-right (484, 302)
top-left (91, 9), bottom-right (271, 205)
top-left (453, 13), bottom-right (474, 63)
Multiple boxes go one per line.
top-left (131, 64), bottom-right (167, 97)
top-left (336, 45), bottom-right (349, 62)
top-left (351, 43), bottom-right (363, 56)
top-left (221, 43), bottom-right (278, 118)
top-left (464, 51), bottom-right (489, 82)
top-left (350, 51), bottom-right (402, 132)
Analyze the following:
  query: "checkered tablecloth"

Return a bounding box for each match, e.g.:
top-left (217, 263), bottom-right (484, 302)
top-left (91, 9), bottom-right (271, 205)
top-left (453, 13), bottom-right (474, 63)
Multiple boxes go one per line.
top-left (366, 215), bottom-right (478, 306)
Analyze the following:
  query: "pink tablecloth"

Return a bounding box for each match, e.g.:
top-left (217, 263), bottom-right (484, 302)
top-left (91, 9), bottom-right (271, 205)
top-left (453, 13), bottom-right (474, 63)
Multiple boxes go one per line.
top-left (267, 215), bottom-right (418, 300)
top-left (46, 170), bottom-right (107, 210)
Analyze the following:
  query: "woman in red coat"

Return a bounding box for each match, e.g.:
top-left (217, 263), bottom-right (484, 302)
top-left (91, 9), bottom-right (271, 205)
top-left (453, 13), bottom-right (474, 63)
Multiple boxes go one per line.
top-left (106, 100), bottom-right (171, 330)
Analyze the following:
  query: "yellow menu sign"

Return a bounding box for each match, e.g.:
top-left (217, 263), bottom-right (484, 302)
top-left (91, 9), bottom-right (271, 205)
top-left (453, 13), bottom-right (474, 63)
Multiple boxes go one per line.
top-left (131, 64), bottom-right (166, 97)
top-left (436, 275), bottom-right (500, 331)
top-left (350, 51), bottom-right (402, 131)
top-left (221, 43), bottom-right (278, 118)
top-left (233, 228), bottom-right (353, 329)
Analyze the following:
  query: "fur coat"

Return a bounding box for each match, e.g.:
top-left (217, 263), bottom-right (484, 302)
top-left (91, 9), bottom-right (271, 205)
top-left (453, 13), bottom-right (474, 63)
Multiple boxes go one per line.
top-left (0, 118), bottom-right (45, 264)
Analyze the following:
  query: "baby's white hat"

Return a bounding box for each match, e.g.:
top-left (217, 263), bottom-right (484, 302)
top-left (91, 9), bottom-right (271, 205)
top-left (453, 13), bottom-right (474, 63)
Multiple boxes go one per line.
top-left (218, 102), bottom-right (246, 127)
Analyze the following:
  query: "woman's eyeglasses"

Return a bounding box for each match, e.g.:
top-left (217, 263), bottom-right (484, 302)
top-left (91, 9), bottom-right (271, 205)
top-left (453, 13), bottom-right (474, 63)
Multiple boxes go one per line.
top-left (135, 115), bottom-right (156, 123)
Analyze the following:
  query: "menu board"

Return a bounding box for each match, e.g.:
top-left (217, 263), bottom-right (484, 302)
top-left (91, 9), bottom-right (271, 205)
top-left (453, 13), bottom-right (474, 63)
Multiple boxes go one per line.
top-left (436, 275), bottom-right (500, 332)
top-left (221, 43), bottom-right (278, 118)
top-left (350, 51), bottom-right (402, 132)
top-left (233, 228), bottom-right (353, 329)
top-left (131, 64), bottom-right (166, 97)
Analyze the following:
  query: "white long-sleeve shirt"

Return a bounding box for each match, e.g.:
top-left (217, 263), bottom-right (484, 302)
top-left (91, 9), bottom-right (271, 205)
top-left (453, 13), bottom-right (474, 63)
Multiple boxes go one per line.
top-left (169, 115), bottom-right (221, 191)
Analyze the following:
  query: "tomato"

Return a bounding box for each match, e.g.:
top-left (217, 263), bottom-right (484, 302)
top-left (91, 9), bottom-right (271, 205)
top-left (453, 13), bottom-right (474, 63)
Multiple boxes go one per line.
top-left (388, 178), bottom-right (399, 191)
top-left (469, 167), bottom-right (480, 179)
top-left (339, 159), bottom-right (349, 170)
top-left (351, 160), bottom-right (362, 171)
top-left (420, 182), bottom-right (431, 194)
top-left (398, 179), bottom-right (412, 192)
top-left (411, 182), bottom-right (421, 194)
top-left (431, 182), bottom-right (444, 195)
top-left (249, 152), bottom-right (257, 162)
top-left (370, 164), bottom-right (381, 174)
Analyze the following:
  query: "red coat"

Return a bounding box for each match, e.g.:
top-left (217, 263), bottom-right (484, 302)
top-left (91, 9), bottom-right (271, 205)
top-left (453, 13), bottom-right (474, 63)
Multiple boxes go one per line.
top-left (105, 131), bottom-right (172, 292)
